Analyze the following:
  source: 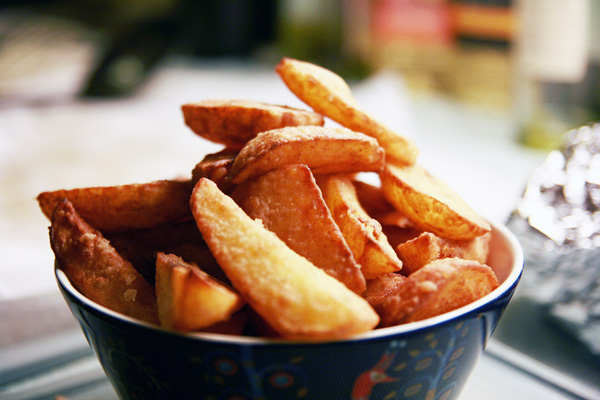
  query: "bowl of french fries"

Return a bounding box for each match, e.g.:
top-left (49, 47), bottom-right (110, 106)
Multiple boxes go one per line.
top-left (42, 58), bottom-right (523, 400)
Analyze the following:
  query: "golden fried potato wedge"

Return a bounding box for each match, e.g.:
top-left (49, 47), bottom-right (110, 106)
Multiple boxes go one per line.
top-left (377, 258), bottom-right (499, 327)
top-left (155, 253), bottom-right (245, 332)
top-left (190, 178), bottom-right (379, 340)
top-left (50, 199), bottom-right (158, 324)
top-left (380, 163), bottom-right (491, 240)
top-left (396, 231), bottom-right (492, 275)
top-left (362, 273), bottom-right (406, 311)
top-left (182, 99), bottom-right (324, 148)
top-left (191, 148), bottom-right (238, 193)
top-left (38, 180), bottom-right (194, 233)
top-left (228, 125), bottom-right (385, 184)
top-left (275, 57), bottom-right (418, 165)
top-left (317, 174), bottom-right (402, 279)
top-left (230, 164), bottom-right (366, 293)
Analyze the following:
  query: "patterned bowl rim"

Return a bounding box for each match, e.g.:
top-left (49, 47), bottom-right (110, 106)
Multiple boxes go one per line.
top-left (56, 219), bottom-right (523, 346)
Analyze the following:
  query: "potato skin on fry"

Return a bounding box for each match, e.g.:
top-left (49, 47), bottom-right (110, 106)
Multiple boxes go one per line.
top-left (380, 163), bottom-right (491, 240)
top-left (182, 99), bottom-right (324, 148)
top-left (50, 199), bottom-right (158, 324)
top-left (228, 125), bottom-right (385, 184)
top-left (363, 273), bottom-right (406, 311)
top-left (377, 258), bottom-right (499, 327)
top-left (38, 180), bottom-right (194, 233)
top-left (190, 178), bottom-right (379, 340)
top-left (230, 164), bottom-right (366, 293)
top-left (275, 57), bottom-right (418, 165)
top-left (191, 148), bottom-right (238, 193)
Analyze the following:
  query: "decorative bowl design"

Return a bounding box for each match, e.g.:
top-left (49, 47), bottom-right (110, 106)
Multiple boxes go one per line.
top-left (56, 221), bottom-right (522, 400)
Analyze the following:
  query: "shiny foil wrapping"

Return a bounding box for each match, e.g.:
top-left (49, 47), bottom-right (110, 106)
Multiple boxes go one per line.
top-left (506, 123), bottom-right (600, 356)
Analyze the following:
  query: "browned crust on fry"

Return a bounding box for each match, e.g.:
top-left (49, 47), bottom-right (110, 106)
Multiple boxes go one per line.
top-left (275, 57), bottom-right (418, 165)
top-left (377, 258), bottom-right (499, 327)
top-left (396, 231), bottom-right (491, 275)
top-left (230, 165), bottom-right (366, 293)
top-left (182, 99), bottom-right (324, 147)
top-left (228, 125), bottom-right (385, 184)
top-left (50, 199), bottom-right (158, 323)
top-left (38, 180), bottom-right (194, 233)
top-left (191, 148), bottom-right (239, 193)
top-left (363, 273), bottom-right (407, 310)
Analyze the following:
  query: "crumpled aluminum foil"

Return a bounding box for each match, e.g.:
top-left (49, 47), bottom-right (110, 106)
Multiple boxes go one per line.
top-left (507, 123), bottom-right (600, 356)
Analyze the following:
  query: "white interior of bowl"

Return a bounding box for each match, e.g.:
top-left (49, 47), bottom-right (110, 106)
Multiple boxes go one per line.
top-left (56, 220), bottom-right (523, 345)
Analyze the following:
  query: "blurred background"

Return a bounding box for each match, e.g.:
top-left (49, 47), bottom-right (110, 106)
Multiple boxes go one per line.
top-left (1, 0), bottom-right (598, 147)
top-left (1, 1), bottom-right (599, 399)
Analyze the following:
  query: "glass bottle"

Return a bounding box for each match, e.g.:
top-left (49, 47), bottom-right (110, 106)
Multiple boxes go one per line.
top-left (515, 0), bottom-right (597, 150)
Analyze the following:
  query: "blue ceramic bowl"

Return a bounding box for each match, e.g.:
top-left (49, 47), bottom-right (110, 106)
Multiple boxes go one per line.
top-left (56, 221), bottom-right (522, 400)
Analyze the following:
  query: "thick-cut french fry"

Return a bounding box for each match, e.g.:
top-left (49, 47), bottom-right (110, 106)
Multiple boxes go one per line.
top-left (50, 199), bottom-right (158, 324)
top-left (230, 164), bottom-right (366, 293)
top-left (275, 57), bottom-right (418, 165)
top-left (155, 252), bottom-right (245, 332)
top-left (190, 178), bottom-right (379, 340)
top-left (317, 174), bottom-right (403, 279)
top-left (396, 231), bottom-right (492, 275)
top-left (38, 180), bottom-right (194, 233)
top-left (227, 126), bottom-right (385, 184)
top-left (182, 99), bottom-right (325, 148)
top-left (377, 258), bottom-right (499, 327)
top-left (380, 163), bottom-right (491, 240)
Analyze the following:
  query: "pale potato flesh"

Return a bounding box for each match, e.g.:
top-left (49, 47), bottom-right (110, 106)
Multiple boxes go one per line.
top-left (155, 252), bottom-right (245, 332)
top-left (190, 178), bottom-right (379, 340)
